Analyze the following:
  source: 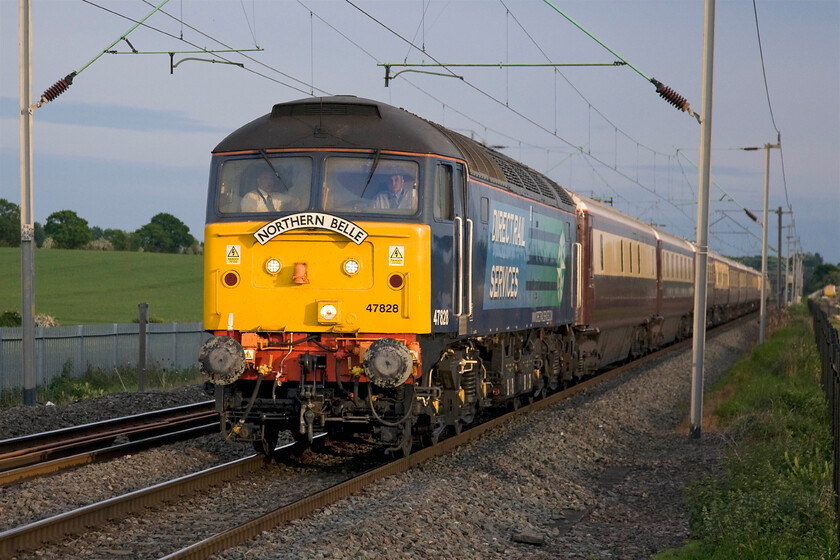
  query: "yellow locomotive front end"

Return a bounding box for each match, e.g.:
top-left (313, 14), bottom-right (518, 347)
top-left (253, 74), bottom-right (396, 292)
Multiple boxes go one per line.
top-left (204, 220), bottom-right (430, 337)
top-left (199, 146), bottom-right (438, 454)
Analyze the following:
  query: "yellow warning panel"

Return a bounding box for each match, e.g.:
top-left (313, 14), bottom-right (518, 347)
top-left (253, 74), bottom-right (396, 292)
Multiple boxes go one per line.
top-left (226, 245), bottom-right (241, 265)
top-left (388, 246), bottom-right (404, 266)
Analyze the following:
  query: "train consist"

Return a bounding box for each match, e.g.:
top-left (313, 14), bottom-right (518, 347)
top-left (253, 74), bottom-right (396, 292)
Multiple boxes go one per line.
top-left (198, 96), bottom-right (761, 455)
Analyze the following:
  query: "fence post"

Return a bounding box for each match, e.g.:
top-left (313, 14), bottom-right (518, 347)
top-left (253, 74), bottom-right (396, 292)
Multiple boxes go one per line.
top-left (37, 325), bottom-right (45, 388)
top-left (138, 303), bottom-right (148, 392)
top-left (173, 322), bottom-right (179, 369)
top-left (76, 324), bottom-right (84, 377)
top-left (112, 323), bottom-right (119, 369)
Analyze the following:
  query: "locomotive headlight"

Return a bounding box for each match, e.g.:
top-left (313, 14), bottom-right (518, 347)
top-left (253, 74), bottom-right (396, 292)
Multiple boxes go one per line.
top-left (342, 258), bottom-right (360, 276)
top-left (265, 258), bottom-right (282, 275)
top-left (318, 303), bottom-right (339, 324)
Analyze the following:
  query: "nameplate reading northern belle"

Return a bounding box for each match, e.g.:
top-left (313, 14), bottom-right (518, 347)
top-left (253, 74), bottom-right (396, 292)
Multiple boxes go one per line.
top-left (253, 213), bottom-right (369, 245)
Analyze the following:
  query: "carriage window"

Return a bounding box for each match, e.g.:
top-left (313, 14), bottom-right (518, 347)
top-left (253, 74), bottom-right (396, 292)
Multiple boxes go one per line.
top-left (434, 164), bottom-right (453, 220)
top-left (323, 157), bottom-right (418, 215)
top-left (620, 240), bottom-right (624, 272)
top-left (599, 234), bottom-right (604, 272)
top-left (481, 198), bottom-right (489, 223)
top-left (217, 157), bottom-right (312, 214)
top-left (637, 245), bottom-right (641, 274)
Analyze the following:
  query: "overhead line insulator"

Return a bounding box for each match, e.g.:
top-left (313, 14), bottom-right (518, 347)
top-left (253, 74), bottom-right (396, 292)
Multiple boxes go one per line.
top-left (651, 78), bottom-right (699, 123)
top-left (40, 72), bottom-right (77, 103)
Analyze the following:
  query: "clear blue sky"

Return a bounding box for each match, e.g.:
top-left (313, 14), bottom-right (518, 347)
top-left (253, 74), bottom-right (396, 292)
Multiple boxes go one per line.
top-left (1, 0), bottom-right (838, 264)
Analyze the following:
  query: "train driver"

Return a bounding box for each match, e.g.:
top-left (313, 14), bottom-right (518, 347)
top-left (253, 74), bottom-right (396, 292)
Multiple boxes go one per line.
top-left (374, 173), bottom-right (415, 210)
top-left (241, 168), bottom-right (285, 212)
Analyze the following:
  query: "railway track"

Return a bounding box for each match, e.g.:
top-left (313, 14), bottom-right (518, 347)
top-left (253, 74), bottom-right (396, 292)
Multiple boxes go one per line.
top-left (0, 401), bottom-right (218, 486)
top-left (0, 314), bottom-right (753, 559)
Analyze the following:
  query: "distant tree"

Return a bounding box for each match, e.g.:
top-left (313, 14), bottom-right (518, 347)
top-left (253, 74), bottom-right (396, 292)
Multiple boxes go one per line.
top-left (806, 263), bottom-right (840, 294)
top-left (134, 221), bottom-right (170, 253)
top-left (44, 210), bottom-right (91, 249)
top-left (0, 198), bottom-right (20, 247)
top-left (127, 230), bottom-right (141, 251)
top-left (802, 252), bottom-right (825, 294)
top-left (135, 213), bottom-right (195, 253)
top-left (34, 221), bottom-right (45, 247)
top-left (103, 228), bottom-right (129, 251)
top-left (90, 226), bottom-right (103, 240)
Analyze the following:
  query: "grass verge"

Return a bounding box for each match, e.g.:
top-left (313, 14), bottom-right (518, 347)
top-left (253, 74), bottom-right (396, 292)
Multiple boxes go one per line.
top-left (656, 305), bottom-right (838, 560)
top-left (0, 247), bottom-right (202, 324)
top-left (0, 364), bottom-right (205, 408)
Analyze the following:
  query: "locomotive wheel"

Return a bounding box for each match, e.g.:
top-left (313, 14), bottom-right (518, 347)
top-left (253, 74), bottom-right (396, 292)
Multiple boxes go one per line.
top-left (460, 404), bottom-right (476, 426)
top-left (533, 377), bottom-right (547, 400)
top-left (253, 424), bottom-right (280, 457)
top-left (387, 425), bottom-right (414, 457)
top-left (399, 433), bottom-right (413, 457)
top-left (417, 417), bottom-right (445, 447)
top-left (452, 420), bottom-right (464, 435)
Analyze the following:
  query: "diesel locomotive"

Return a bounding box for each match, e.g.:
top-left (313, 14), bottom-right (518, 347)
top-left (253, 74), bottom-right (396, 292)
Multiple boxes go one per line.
top-left (198, 95), bottom-right (761, 455)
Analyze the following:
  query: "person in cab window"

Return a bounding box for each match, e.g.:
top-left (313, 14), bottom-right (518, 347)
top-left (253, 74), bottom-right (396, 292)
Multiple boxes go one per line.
top-left (374, 173), bottom-right (414, 210)
top-left (241, 169), bottom-right (284, 212)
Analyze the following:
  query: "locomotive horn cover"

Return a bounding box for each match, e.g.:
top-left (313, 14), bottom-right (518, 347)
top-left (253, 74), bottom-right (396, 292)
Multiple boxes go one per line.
top-left (198, 336), bottom-right (246, 385)
top-left (363, 338), bottom-right (413, 388)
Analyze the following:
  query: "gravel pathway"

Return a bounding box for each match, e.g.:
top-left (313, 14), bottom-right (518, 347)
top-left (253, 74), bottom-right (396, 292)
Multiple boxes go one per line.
top-left (2, 320), bottom-right (757, 559)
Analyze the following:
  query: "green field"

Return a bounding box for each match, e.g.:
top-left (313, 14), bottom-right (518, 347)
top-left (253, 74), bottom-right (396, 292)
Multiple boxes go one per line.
top-left (0, 248), bottom-right (203, 325)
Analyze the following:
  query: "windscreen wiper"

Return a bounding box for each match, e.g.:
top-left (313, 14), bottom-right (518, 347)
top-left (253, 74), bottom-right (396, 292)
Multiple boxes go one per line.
top-left (360, 149), bottom-right (381, 198)
top-left (258, 149), bottom-right (291, 193)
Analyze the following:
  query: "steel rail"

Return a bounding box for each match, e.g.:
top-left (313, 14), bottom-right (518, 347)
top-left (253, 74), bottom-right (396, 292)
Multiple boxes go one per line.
top-left (160, 314), bottom-right (756, 560)
top-left (0, 451), bottom-right (266, 557)
top-left (0, 410), bottom-right (217, 471)
top-left (0, 401), bottom-right (217, 485)
top-left (0, 423), bottom-right (219, 487)
top-left (0, 315), bottom-right (754, 558)
top-left (0, 400), bottom-right (214, 454)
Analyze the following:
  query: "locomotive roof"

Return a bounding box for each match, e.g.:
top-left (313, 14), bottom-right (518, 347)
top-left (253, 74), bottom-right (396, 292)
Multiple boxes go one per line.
top-left (213, 95), bottom-right (574, 210)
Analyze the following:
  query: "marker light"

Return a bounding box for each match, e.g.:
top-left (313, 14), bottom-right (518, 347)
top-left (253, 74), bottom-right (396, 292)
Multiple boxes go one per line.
top-left (319, 304), bottom-right (338, 321)
top-left (343, 258), bottom-right (360, 276)
top-left (388, 273), bottom-right (404, 289)
top-left (265, 258), bottom-right (281, 275)
top-left (222, 271), bottom-right (240, 288)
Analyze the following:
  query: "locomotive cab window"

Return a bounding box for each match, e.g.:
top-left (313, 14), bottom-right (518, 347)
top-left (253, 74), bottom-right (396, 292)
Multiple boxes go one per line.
top-left (216, 156), bottom-right (312, 214)
top-left (434, 164), bottom-right (454, 221)
top-left (323, 157), bottom-right (419, 215)
top-left (217, 156), bottom-right (312, 214)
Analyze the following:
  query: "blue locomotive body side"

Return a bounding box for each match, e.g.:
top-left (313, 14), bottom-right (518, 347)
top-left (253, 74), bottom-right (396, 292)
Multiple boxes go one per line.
top-left (466, 181), bottom-right (576, 335)
top-left (426, 172), bottom-right (576, 337)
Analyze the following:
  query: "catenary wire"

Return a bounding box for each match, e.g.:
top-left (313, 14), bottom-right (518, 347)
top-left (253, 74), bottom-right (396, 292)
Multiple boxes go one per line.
top-left (344, 0), bottom-right (695, 226)
top-left (80, 0), bottom-right (324, 96)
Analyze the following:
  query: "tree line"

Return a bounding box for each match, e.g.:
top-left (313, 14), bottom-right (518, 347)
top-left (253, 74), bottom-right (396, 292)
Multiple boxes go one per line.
top-left (0, 198), bottom-right (200, 254)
